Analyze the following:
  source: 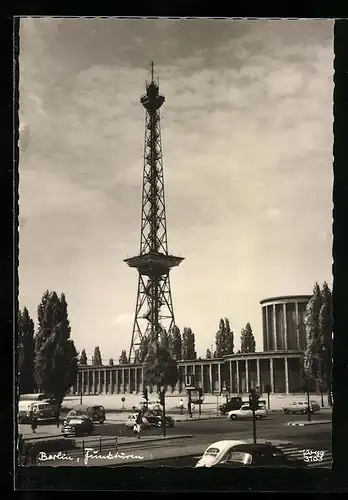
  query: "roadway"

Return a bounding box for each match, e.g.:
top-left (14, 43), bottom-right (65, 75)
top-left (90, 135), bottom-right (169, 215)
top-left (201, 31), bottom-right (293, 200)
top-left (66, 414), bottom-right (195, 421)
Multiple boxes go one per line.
top-left (30, 412), bottom-right (331, 467)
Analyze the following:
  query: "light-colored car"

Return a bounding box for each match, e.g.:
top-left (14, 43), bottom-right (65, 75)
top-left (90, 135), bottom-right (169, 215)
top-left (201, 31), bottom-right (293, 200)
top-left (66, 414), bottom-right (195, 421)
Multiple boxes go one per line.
top-left (195, 440), bottom-right (246, 468)
top-left (135, 400), bottom-right (163, 412)
top-left (125, 413), bottom-right (149, 429)
top-left (228, 404), bottom-right (268, 420)
top-left (282, 400), bottom-right (320, 415)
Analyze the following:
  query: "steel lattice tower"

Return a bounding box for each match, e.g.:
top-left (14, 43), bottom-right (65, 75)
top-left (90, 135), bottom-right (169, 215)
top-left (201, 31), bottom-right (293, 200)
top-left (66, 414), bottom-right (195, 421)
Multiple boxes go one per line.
top-left (124, 63), bottom-right (184, 363)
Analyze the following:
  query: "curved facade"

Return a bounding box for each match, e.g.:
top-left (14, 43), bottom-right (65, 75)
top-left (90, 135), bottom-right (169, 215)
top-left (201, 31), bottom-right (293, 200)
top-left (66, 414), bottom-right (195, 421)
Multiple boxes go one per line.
top-left (260, 295), bottom-right (311, 352)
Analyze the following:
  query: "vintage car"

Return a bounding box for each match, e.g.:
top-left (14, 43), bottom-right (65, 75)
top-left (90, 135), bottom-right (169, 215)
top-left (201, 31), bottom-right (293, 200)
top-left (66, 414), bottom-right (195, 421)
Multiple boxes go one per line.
top-left (282, 401), bottom-right (320, 415)
top-left (62, 415), bottom-right (94, 437)
top-left (228, 403), bottom-right (268, 420)
top-left (195, 440), bottom-right (246, 468)
top-left (62, 405), bottom-right (106, 425)
top-left (213, 443), bottom-right (304, 468)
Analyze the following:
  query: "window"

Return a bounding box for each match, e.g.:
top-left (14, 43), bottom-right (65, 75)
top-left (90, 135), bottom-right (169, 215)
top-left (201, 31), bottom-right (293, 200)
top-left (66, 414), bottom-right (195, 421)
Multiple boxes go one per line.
top-left (226, 452), bottom-right (251, 464)
top-left (204, 448), bottom-right (220, 456)
top-left (241, 406), bottom-right (250, 411)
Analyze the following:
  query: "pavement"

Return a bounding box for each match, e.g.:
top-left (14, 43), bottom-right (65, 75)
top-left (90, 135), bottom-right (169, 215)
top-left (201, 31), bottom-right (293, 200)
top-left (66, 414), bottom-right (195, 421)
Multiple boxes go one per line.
top-left (23, 411), bottom-right (331, 467)
top-left (62, 393), bottom-right (333, 413)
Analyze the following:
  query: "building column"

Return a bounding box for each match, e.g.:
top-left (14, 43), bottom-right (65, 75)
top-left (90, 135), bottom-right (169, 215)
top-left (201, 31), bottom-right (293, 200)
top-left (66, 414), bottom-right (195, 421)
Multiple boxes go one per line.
top-left (104, 369), bottom-right (107, 394)
top-left (92, 370), bottom-right (96, 394)
top-left (236, 360), bottom-right (240, 393)
top-left (134, 368), bottom-right (138, 393)
top-left (122, 369), bottom-right (125, 393)
top-left (245, 359), bottom-right (249, 393)
top-left (209, 363), bottom-right (213, 393)
top-left (256, 359), bottom-right (260, 389)
top-left (295, 302), bottom-right (300, 349)
top-left (218, 362), bottom-right (221, 393)
top-left (81, 370), bottom-right (85, 395)
top-left (265, 307), bottom-right (269, 351)
top-left (76, 372), bottom-right (80, 395)
top-left (128, 368), bottom-right (131, 393)
top-left (283, 303), bottom-right (288, 350)
top-left (269, 358), bottom-right (274, 393)
top-left (201, 363), bottom-right (204, 389)
top-left (229, 361), bottom-right (233, 393)
top-left (284, 357), bottom-right (289, 394)
top-left (273, 304), bottom-right (277, 351)
top-left (115, 368), bottom-right (118, 394)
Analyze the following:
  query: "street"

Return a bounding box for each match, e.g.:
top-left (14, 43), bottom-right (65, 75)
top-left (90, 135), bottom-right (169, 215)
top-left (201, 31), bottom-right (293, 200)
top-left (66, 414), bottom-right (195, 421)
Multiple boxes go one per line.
top-left (22, 411), bottom-right (332, 467)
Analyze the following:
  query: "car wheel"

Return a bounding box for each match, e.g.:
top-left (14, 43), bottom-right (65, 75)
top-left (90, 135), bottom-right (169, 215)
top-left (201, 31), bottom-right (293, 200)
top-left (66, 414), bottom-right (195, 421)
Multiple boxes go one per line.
top-left (230, 415), bottom-right (237, 420)
top-left (301, 409), bottom-right (307, 414)
top-left (157, 421), bottom-right (162, 427)
top-left (284, 409), bottom-right (289, 414)
top-left (99, 420), bottom-right (104, 424)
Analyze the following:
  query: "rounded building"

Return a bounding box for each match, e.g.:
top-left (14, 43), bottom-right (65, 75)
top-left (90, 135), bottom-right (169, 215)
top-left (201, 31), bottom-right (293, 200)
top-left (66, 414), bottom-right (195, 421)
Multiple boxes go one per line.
top-left (260, 295), bottom-right (311, 351)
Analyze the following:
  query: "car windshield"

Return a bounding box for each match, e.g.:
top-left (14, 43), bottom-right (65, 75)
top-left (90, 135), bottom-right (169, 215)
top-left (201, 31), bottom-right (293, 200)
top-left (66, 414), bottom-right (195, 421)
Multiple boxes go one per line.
top-left (226, 452), bottom-right (252, 464)
top-left (37, 404), bottom-right (48, 410)
top-left (204, 447), bottom-right (220, 456)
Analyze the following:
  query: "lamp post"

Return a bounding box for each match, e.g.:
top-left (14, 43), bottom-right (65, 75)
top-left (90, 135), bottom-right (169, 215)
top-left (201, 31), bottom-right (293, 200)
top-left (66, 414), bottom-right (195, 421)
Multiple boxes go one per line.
top-left (302, 356), bottom-right (312, 422)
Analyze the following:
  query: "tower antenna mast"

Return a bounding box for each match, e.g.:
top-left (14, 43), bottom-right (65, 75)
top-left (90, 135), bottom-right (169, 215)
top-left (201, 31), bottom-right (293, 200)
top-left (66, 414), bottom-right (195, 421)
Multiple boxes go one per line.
top-left (124, 63), bottom-right (184, 363)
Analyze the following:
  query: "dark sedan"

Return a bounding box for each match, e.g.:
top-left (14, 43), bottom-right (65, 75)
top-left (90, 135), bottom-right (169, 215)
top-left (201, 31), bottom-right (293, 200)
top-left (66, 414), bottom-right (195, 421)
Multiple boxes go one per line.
top-left (145, 411), bottom-right (175, 428)
top-left (62, 415), bottom-right (94, 437)
top-left (213, 443), bottom-right (305, 468)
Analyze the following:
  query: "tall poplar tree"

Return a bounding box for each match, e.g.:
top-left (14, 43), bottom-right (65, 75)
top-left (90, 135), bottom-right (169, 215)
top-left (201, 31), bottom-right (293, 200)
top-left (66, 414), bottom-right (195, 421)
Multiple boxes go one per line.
top-left (35, 291), bottom-right (78, 423)
top-left (18, 307), bottom-right (36, 394)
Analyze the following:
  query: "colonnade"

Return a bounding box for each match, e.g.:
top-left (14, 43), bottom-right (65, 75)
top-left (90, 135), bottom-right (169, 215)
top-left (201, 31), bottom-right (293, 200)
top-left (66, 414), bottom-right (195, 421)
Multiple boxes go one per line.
top-left (72, 351), bottom-right (311, 396)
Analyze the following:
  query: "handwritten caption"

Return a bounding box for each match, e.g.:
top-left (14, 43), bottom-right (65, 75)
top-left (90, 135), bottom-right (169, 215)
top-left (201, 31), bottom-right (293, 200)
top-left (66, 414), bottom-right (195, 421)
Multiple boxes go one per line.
top-left (301, 449), bottom-right (325, 463)
top-left (38, 448), bottom-right (144, 465)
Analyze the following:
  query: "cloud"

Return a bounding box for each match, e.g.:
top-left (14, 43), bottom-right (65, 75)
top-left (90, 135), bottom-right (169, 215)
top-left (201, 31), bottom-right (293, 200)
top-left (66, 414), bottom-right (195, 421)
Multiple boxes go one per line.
top-left (18, 18), bottom-right (333, 358)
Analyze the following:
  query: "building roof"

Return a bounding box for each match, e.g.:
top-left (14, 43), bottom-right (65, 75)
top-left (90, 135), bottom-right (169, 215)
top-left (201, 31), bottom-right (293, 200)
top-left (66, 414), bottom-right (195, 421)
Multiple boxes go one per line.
top-left (260, 295), bottom-right (312, 305)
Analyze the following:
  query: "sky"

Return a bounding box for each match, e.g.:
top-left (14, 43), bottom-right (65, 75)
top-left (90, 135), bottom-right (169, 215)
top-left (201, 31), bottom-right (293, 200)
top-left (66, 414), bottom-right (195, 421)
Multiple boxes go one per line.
top-left (18, 18), bottom-right (333, 362)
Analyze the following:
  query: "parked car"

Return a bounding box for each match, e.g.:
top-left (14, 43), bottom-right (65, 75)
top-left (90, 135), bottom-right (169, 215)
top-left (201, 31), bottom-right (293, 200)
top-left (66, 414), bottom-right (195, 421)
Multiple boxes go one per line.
top-left (146, 412), bottom-right (175, 428)
top-left (63, 405), bottom-right (106, 424)
top-left (228, 403), bottom-right (268, 420)
top-left (136, 401), bottom-right (163, 412)
top-left (220, 397), bottom-right (267, 415)
top-left (213, 443), bottom-right (305, 468)
top-left (282, 401), bottom-right (320, 415)
top-left (195, 440), bottom-right (246, 468)
top-left (125, 413), bottom-right (150, 430)
top-left (62, 415), bottom-right (94, 437)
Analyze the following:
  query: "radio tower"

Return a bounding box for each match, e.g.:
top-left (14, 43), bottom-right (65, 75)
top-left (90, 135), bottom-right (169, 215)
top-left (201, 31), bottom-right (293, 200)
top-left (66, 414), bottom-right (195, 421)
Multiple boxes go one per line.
top-left (124, 63), bottom-right (184, 363)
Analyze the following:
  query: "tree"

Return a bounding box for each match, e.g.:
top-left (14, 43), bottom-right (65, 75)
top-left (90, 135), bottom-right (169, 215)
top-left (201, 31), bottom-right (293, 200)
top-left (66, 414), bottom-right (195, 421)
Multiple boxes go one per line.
top-left (143, 340), bottom-right (179, 437)
top-left (93, 346), bottom-right (102, 365)
top-left (182, 327), bottom-right (197, 360)
top-left (319, 282), bottom-right (333, 406)
top-left (240, 323), bottom-right (256, 353)
top-left (214, 318), bottom-right (227, 357)
top-left (18, 307), bottom-right (36, 394)
top-left (79, 349), bottom-right (87, 365)
top-left (304, 283), bottom-right (323, 379)
top-left (109, 358), bottom-right (114, 366)
top-left (134, 336), bottom-right (150, 363)
top-left (225, 318), bottom-right (234, 355)
top-left (205, 348), bottom-right (212, 359)
top-left (34, 291), bottom-right (78, 425)
top-left (119, 350), bottom-right (128, 364)
top-left (160, 329), bottom-right (170, 350)
top-left (169, 325), bottom-right (182, 360)
top-left (304, 282), bottom-right (332, 405)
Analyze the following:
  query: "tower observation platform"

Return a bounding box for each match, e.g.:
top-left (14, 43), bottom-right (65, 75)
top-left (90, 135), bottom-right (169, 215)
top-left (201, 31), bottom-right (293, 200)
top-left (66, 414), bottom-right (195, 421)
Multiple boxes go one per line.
top-left (124, 63), bottom-right (184, 362)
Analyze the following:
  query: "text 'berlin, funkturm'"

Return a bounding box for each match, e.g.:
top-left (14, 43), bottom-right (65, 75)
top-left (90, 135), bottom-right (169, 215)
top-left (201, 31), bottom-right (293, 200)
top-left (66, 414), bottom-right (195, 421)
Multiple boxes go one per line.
top-left (124, 63), bottom-right (184, 362)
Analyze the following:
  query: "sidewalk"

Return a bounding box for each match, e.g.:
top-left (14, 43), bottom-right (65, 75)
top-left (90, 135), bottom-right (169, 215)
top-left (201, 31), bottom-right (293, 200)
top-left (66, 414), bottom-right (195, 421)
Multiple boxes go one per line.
top-left (287, 420), bottom-right (331, 427)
